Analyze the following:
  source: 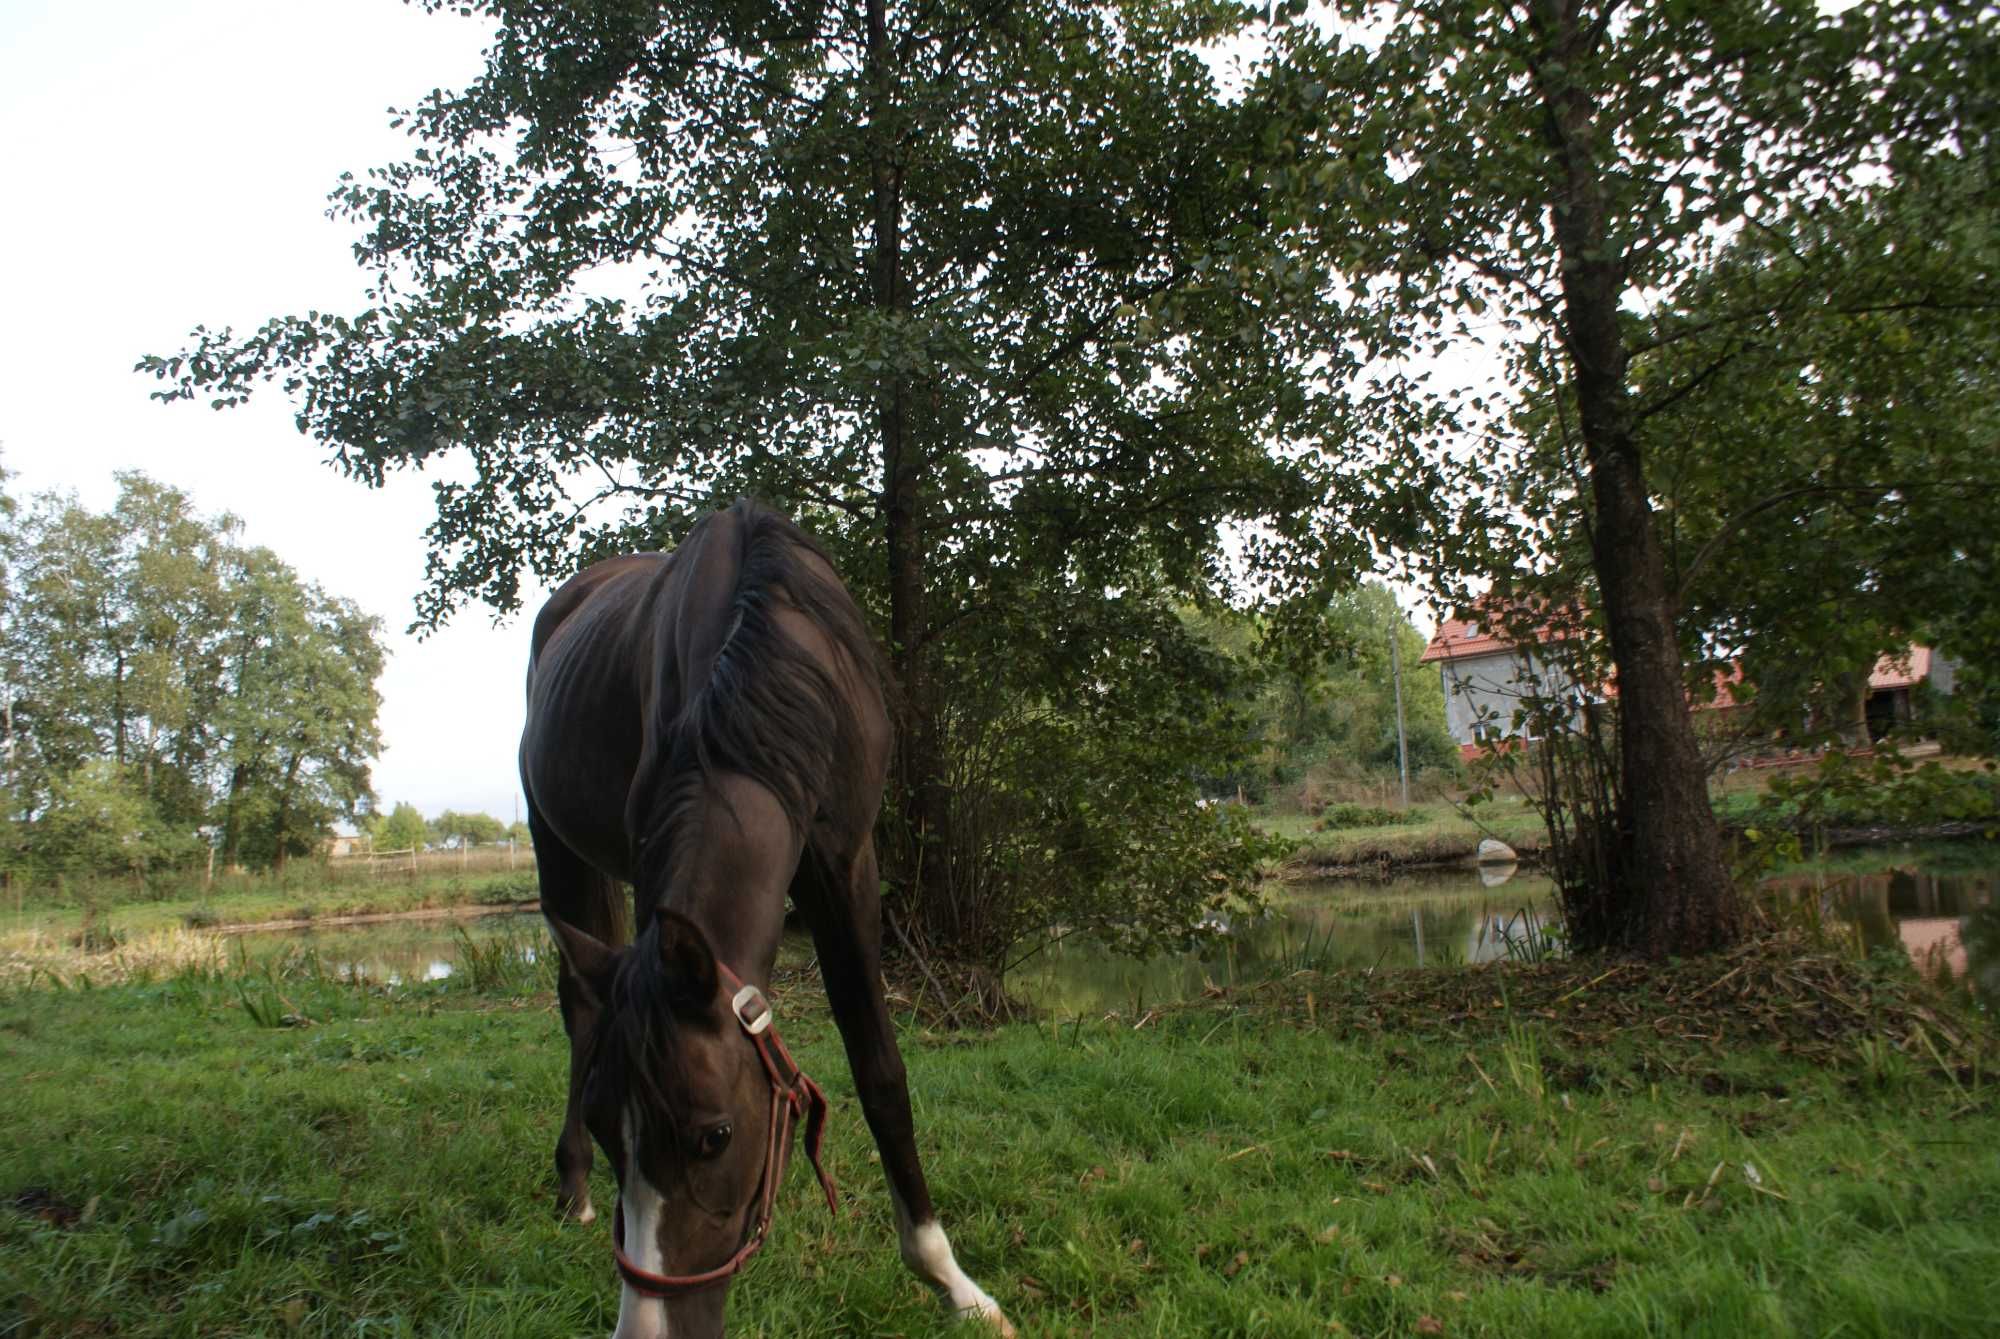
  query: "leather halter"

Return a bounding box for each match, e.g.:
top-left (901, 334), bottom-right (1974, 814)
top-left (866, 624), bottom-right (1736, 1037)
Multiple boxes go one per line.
top-left (611, 964), bottom-right (838, 1298)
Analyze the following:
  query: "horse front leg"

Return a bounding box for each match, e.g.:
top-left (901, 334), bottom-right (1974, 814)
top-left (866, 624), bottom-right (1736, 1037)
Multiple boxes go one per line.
top-left (802, 842), bottom-right (1015, 1336)
top-left (553, 963), bottom-right (601, 1222)
top-left (532, 812), bottom-right (626, 1224)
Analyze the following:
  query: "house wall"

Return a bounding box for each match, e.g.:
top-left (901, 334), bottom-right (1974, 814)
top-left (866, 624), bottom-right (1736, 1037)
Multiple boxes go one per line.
top-left (1436, 649), bottom-right (1579, 746)
top-left (1930, 654), bottom-right (1959, 696)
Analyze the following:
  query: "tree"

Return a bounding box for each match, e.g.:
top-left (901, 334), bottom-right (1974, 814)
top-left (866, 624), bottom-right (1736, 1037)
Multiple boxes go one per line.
top-left (33, 761), bottom-right (199, 882)
top-left (1188, 585), bottom-right (1457, 801)
top-left (370, 801), bottom-right (432, 854)
top-left (144, 0), bottom-right (1359, 961)
top-left (1636, 174), bottom-right (2000, 749)
top-left (0, 475), bottom-right (386, 876)
top-left (1266, 0), bottom-right (1998, 955)
top-left (6, 477), bottom-right (236, 832)
top-left (431, 809), bottom-right (505, 850)
top-left (210, 548), bottom-right (384, 869)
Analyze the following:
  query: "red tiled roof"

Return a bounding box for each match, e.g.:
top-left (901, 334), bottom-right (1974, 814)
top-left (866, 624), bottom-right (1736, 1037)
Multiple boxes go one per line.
top-left (1418, 615), bottom-right (1516, 663)
top-left (1421, 596), bottom-right (1938, 697)
top-left (1869, 647), bottom-right (1933, 691)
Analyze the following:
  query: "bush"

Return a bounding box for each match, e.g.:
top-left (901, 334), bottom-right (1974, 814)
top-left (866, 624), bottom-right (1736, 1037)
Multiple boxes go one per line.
top-left (1751, 752), bottom-right (2000, 831)
top-left (1314, 803), bottom-right (1421, 830)
top-left (472, 873), bottom-right (539, 905)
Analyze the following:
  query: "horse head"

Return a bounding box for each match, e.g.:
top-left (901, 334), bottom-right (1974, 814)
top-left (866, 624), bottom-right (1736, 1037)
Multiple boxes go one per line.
top-left (548, 910), bottom-right (833, 1339)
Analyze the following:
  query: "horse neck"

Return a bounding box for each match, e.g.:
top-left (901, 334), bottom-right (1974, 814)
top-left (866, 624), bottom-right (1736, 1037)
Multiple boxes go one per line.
top-left (644, 781), bottom-right (802, 986)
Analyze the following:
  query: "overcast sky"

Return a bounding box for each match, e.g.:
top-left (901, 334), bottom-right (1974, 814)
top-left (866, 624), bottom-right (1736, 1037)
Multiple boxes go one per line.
top-left (0, 1), bottom-right (1450, 828)
top-left (0, 0), bottom-right (533, 821)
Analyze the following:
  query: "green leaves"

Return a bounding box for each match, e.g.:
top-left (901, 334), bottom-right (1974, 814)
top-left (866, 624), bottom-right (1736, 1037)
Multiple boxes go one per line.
top-left (0, 474), bottom-right (386, 879)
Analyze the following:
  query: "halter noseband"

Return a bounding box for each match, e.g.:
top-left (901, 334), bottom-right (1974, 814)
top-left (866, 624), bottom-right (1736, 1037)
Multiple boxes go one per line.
top-left (610, 964), bottom-right (838, 1298)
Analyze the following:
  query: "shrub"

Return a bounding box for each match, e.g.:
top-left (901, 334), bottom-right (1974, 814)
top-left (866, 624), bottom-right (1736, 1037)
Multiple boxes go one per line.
top-left (1315, 803), bottom-right (1420, 830)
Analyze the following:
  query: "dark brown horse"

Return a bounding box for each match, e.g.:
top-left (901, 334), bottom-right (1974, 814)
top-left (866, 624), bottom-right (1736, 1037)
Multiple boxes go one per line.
top-left (519, 502), bottom-right (1013, 1339)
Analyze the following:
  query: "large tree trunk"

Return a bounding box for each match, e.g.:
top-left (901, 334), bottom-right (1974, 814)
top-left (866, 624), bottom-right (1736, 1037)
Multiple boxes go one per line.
top-left (1543, 0), bottom-right (1741, 956)
top-left (865, 0), bottom-right (956, 946)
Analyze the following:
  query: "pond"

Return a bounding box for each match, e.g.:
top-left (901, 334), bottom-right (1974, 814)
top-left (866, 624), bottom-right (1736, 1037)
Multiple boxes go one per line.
top-left (229, 912), bottom-right (544, 988)
top-left (1009, 869), bottom-right (1563, 1016)
top-left (234, 844), bottom-right (2000, 1012)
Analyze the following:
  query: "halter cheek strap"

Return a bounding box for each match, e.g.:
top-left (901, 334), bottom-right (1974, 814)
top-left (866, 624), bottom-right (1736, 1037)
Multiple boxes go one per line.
top-left (611, 965), bottom-right (838, 1299)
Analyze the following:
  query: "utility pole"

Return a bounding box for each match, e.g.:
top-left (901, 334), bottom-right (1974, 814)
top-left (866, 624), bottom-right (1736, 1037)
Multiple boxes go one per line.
top-left (1389, 615), bottom-right (1410, 808)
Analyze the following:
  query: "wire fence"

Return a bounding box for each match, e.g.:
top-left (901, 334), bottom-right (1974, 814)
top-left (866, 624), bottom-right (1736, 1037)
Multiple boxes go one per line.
top-left (335, 843), bottom-right (535, 883)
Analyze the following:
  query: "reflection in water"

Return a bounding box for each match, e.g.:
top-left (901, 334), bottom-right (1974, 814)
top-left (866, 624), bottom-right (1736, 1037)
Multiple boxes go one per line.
top-left (1008, 873), bottom-right (1564, 1015)
top-left (231, 914), bottom-right (533, 987)
top-left (1017, 852), bottom-right (2000, 1015)
top-left (1769, 860), bottom-right (2000, 1007)
top-left (238, 849), bottom-right (2000, 1014)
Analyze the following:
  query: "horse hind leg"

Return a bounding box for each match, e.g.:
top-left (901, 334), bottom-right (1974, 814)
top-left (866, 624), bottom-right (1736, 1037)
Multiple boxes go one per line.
top-left (796, 840), bottom-right (1015, 1336)
top-left (532, 808), bottom-right (627, 1223)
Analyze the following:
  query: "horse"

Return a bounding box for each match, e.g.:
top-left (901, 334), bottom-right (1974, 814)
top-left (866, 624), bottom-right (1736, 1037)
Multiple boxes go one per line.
top-left (518, 501), bottom-right (1014, 1339)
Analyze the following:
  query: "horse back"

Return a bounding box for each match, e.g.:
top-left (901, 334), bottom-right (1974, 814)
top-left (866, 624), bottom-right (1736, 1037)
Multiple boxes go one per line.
top-left (519, 504), bottom-right (888, 891)
top-left (519, 554), bottom-right (673, 880)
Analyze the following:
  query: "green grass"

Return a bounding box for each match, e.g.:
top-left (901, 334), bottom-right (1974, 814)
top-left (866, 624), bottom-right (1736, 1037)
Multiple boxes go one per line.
top-left (3, 870), bottom-right (540, 944)
top-left (1761, 838), bottom-right (2000, 880)
top-left (5, 942), bottom-right (1997, 1337)
top-left (1262, 798), bottom-right (1547, 873)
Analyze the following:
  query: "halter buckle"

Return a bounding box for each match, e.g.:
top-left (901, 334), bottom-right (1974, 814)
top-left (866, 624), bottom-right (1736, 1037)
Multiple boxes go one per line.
top-left (731, 983), bottom-right (773, 1035)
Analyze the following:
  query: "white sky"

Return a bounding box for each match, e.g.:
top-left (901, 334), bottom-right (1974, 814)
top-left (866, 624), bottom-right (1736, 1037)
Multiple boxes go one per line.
top-left (0, 0), bottom-right (530, 822)
top-left (0, 1), bottom-right (1457, 828)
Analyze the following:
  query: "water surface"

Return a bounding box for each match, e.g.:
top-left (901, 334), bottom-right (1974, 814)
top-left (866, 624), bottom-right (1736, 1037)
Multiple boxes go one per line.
top-left (238, 845), bottom-right (2000, 1011)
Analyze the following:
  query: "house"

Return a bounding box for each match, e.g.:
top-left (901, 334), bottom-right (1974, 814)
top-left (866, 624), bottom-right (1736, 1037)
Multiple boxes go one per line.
top-left (1865, 647), bottom-right (1955, 739)
top-left (1417, 612), bottom-right (1590, 758)
top-left (1419, 610), bottom-right (1955, 755)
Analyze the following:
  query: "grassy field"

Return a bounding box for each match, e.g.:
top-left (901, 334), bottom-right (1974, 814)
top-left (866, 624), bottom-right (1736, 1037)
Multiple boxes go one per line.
top-left (5, 929), bottom-right (1995, 1337)
top-left (3, 867), bottom-right (540, 946)
top-left (1262, 798), bottom-right (1548, 875)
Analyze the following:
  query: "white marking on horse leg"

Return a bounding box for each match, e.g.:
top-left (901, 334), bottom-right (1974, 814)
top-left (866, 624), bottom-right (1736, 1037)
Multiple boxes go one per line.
top-left (890, 1192), bottom-right (1015, 1336)
top-left (612, 1112), bottom-right (671, 1339)
top-left (575, 1194), bottom-right (596, 1226)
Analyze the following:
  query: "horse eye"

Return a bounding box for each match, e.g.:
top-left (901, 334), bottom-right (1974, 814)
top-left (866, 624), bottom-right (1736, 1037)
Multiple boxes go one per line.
top-left (694, 1122), bottom-right (732, 1159)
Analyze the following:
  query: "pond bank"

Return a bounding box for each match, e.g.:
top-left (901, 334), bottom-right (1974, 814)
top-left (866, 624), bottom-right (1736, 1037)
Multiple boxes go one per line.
top-left (1269, 805), bottom-right (1548, 881)
top-left (3, 870), bottom-right (538, 944)
top-left (3, 939), bottom-right (1994, 1337)
top-left (209, 898), bottom-right (540, 935)
top-left (1281, 836), bottom-right (1546, 879)
top-left (1282, 820), bottom-right (2000, 883)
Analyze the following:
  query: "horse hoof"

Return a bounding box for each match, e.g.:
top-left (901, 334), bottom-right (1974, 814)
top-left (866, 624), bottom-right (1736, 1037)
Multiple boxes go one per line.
top-left (959, 1301), bottom-right (1015, 1337)
top-left (558, 1192), bottom-right (596, 1224)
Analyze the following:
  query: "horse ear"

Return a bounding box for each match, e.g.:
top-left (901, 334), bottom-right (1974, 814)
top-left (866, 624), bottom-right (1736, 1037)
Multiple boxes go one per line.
top-left (545, 916), bottom-right (619, 1009)
top-left (655, 910), bottom-right (721, 1016)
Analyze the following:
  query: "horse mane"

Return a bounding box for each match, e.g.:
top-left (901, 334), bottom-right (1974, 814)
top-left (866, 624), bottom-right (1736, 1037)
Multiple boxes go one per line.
top-left (598, 919), bottom-right (698, 1155)
top-left (603, 500), bottom-right (885, 1153)
top-left (635, 499), bottom-right (884, 893)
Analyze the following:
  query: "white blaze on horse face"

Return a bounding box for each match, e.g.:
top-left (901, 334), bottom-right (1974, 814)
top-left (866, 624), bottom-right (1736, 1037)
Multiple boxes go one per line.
top-left (613, 1110), bottom-right (671, 1339)
top-left (890, 1192), bottom-right (1014, 1336)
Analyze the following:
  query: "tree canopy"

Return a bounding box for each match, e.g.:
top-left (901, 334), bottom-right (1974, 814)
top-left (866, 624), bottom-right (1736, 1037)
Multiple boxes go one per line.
top-left (0, 471), bottom-right (386, 878)
top-left (1259, 0), bottom-right (1998, 953)
top-left (143, 0), bottom-right (1357, 960)
top-left (140, 0), bottom-right (1999, 959)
